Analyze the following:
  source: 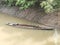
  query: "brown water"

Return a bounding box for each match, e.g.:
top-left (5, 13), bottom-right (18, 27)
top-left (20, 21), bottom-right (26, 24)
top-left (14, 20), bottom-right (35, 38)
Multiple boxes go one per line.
top-left (0, 13), bottom-right (60, 45)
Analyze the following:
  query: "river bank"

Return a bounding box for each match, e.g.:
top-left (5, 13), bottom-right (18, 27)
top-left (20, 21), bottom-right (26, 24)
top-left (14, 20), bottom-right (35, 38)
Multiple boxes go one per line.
top-left (0, 5), bottom-right (60, 28)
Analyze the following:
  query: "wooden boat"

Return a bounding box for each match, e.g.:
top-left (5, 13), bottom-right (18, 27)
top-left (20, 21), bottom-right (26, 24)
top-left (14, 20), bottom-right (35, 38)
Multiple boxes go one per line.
top-left (6, 23), bottom-right (54, 30)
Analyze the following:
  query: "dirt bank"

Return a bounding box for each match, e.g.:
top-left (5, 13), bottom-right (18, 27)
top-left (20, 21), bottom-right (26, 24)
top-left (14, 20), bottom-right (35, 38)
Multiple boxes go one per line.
top-left (0, 5), bottom-right (60, 28)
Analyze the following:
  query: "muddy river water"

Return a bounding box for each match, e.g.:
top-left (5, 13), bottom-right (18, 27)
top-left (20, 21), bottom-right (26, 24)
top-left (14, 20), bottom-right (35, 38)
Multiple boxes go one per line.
top-left (0, 13), bottom-right (60, 45)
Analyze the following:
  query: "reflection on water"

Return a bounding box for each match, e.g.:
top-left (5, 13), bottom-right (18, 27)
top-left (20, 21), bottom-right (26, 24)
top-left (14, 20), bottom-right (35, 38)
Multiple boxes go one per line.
top-left (53, 29), bottom-right (58, 45)
top-left (0, 13), bottom-right (60, 45)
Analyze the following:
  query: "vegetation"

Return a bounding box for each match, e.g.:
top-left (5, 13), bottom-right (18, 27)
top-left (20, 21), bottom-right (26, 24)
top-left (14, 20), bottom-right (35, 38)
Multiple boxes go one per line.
top-left (40, 0), bottom-right (60, 13)
top-left (1, 0), bottom-right (60, 13)
top-left (4, 0), bottom-right (37, 9)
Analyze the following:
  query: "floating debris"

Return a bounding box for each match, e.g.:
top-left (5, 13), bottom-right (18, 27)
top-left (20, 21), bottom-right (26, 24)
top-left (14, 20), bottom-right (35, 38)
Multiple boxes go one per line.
top-left (6, 23), bottom-right (54, 30)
